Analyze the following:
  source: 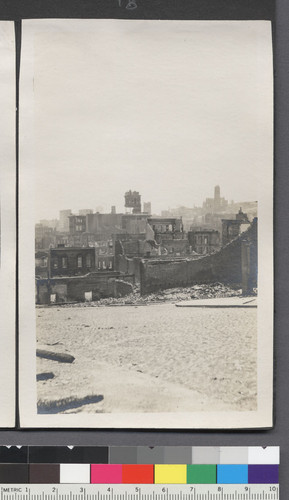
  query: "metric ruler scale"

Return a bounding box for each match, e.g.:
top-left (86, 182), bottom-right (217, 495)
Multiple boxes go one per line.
top-left (0, 485), bottom-right (279, 500)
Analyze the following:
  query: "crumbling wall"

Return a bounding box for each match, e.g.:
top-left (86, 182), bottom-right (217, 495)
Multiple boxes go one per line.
top-left (65, 277), bottom-right (115, 302)
top-left (35, 266), bottom-right (48, 278)
top-left (140, 220), bottom-right (257, 295)
top-left (122, 240), bottom-right (140, 255)
top-left (161, 238), bottom-right (190, 255)
top-left (115, 279), bottom-right (133, 297)
top-left (36, 272), bottom-right (134, 304)
top-left (115, 254), bottom-right (141, 281)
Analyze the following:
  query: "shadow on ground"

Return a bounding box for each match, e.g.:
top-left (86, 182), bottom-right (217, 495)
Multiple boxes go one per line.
top-left (37, 394), bottom-right (104, 414)
top-left (37, 372), bottom-right (55, 381)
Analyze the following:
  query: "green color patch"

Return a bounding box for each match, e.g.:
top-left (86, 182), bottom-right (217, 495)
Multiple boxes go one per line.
top-left (187, 465), bottom-right (217, 484)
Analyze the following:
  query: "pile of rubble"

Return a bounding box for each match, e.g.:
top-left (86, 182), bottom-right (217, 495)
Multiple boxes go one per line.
top-left (63, 283), bottom-right (247, 307)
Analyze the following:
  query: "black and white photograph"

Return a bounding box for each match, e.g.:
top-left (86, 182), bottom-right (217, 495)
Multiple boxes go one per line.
top-left (19, 19), bottom-right (273, 428)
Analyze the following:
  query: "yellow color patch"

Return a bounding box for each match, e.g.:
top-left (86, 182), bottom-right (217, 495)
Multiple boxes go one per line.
top-left (155, 464), bottom-right (187, 484)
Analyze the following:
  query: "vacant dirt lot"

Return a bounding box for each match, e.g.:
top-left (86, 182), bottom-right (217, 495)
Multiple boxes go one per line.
top-left (36, 303), bottom-right (257, 414)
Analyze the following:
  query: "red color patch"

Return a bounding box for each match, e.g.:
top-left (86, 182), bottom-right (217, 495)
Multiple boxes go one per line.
top-left (122, 464), bottom-right (154, 484)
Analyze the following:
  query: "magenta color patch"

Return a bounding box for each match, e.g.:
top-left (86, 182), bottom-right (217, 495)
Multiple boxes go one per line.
top-left (91, 464), bottom-right (123, 484)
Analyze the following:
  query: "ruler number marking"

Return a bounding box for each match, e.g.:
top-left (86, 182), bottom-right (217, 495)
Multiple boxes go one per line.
top-left (0, 486), bottom-right (279, 500)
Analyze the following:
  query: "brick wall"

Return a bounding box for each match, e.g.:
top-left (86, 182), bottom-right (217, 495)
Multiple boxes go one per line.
top-left (50, 248), bottom-right (96, 277)
top-left (116, 254), bottom-right (141, 281)
top-left (115, 280), bottom-right (133, 297)
top-left (36, 271), bottom-right (134, 304)
top-left (161, 238), bottom-right (190, 255)
top-left (140, 220), bottom-right (257, 295)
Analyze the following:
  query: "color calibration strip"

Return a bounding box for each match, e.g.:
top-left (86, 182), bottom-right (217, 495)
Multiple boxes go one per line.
top-left (0, 447), bottom-right (279, 484)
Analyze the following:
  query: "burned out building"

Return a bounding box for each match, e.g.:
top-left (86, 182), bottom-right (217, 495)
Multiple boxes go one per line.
top-left (55, 232), bottom-right (99, 248)
top-left (35, 250), bottom-right (49, 277)
top-left (49, 247), bottom-right (96, 277)
top-left (86, 212), bottom-right (149, 238)
top-left (188, 229), bottom-right (221, 255)
top-left (96, 254), bottom-right (114, 271)
top-left (148, 217), bottom-right (189, 255)
top-left (140, 219), bottom-right (258, 296)
top-left (36, 272), bottom-right (133, 305)
top-left (148, 217), bottom-right (183, 238)
top-left (86, 212), bottom-right (123, 237)
top-left (36, 246), bottom-right (121, 305)
top-left (201, 212), bottom-right (237, 232)
top-left (35, 224), bottom-right (56, 250)
top-left (146, 217), bottom-right (189, 256)
top-left (222, 208), bottom-right (251, 246)
top-left (121, 214), bottom-right (148, 234)
top-left (114, 216), bottom-right (190, 265)
top-left (46, 246), bottom-right (115, 278)
top-left (115, 237), bottom-right (159, 260)
top-left (69, 215), bottom-right (87, 235)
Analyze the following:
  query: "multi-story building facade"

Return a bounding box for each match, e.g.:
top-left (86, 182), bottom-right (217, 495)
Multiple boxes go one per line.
top-left (35, 224), bottom-right (56, 250)
top-left (188, 229), bottom-right (221, 255)
top-left (69, 215), bottom-right (87, 235)
top-left (49, 247), bottom-right (96, 277)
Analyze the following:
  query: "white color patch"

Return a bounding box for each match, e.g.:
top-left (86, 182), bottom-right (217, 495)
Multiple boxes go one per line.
top-left (60, 464), bottom-right (90, 483)
top-left (248, 447), bottom-right (280, 464)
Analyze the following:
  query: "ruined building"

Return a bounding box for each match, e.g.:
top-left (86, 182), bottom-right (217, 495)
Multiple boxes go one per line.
top-left (148, 217), bottom-right (183, 238)
top-left (222, 208), bottom-right (250, 246)
top-left (69, 214), bottom-right (87, 234)
top-left (35, 223), bottom-right (55, 250)
top-left (188, 229), bottom-right (221, 255)
top-left (147, 217), bottom-right (189, 255)
top-left (140, 218), bottom-right (257, 296)
top-left (49, 247), bottom-right (96, 277)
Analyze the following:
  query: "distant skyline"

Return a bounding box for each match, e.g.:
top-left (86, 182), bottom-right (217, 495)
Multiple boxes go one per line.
top-left (32, 20), bottom-right (272, 220)
top-left (36, 185), bottom-right (257, 223)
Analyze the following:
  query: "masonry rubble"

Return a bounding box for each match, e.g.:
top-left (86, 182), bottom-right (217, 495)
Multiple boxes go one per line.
top-left (52, 282), bottom-right (256, 308)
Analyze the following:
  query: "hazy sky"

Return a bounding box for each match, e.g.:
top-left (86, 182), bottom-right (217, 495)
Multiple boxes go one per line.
top-left (31, 20), bottom-right (272, 220)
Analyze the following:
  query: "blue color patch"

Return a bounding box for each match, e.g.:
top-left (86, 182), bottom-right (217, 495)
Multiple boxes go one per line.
top-left (217, 465), bottom-right (248, 484)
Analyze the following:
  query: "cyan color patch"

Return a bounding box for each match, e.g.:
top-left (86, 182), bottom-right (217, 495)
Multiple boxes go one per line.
top-left (217, 465), bottom-right (248, 484)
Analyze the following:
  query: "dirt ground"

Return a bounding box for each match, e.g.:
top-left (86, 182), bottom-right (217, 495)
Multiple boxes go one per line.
top-left (36, 302), bottom-right (257, 414)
